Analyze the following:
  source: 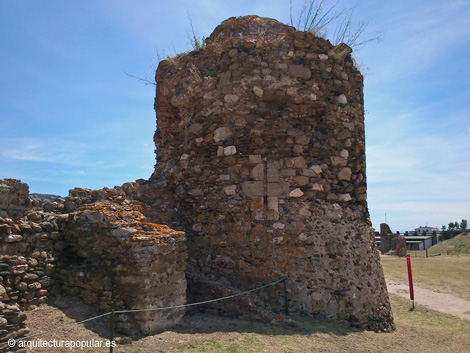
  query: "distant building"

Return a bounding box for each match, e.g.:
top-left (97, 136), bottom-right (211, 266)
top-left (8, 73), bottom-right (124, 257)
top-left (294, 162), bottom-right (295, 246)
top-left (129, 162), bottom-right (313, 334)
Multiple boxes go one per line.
top-left (374, 224), bottom-right (438, 251)
top-left (414, 226), bottom-right (439, 234)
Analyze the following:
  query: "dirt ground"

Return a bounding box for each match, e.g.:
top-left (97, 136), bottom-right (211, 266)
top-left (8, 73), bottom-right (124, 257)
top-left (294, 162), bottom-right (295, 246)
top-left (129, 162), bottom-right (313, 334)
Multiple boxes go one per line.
top-left (386, 278), bottom-right (470, 321)
top-left (6, 255), bottom-right (470, 352)
top-left (9, 291), bottom-right (470, 353)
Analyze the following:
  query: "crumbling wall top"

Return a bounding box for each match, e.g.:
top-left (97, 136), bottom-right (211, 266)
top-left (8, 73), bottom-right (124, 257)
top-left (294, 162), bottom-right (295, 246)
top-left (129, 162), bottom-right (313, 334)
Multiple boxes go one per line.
top-left (206, 16), bottom-right (296, 43)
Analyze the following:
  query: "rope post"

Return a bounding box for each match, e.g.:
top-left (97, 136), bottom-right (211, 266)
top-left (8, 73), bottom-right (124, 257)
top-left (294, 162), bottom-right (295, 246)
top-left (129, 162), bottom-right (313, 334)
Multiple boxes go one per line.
top-left (407, 257), bottom-right (415, 311)
top-left (282, 277), bottom-right (289, 316)
top-left (109, 310), bottom-right (115, 353)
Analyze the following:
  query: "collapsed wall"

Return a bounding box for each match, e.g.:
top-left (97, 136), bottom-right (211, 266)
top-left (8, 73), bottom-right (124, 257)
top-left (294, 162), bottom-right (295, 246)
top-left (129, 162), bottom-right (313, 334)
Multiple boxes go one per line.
top-left (152, 16), bottom-right (394, 330)
top-left (0, 179), bottom-right (187, 341)
top-left (56, 186), bottom-right (187, 335)
top-left (0, 179), bottom-right (55, 346)
top-left (380, 223), bottom-right (407, 257)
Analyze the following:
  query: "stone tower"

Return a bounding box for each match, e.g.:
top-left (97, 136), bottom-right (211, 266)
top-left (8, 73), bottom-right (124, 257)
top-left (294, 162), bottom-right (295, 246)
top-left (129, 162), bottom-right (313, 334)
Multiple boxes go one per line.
top-left (151, 16), bottom-right (394, 331)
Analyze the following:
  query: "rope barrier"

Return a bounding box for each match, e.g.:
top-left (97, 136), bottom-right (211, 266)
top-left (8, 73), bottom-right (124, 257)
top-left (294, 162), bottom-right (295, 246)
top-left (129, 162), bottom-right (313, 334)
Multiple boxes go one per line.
top-left (115, 277), bottom-right (285, 314)
top-left (1, 277), bottom-right (286, 348)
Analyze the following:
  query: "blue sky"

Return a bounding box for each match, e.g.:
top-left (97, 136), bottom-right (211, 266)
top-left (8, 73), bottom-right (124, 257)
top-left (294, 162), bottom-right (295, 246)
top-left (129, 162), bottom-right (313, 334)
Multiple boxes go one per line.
top-left (1, 0), bottom-right (469, 231)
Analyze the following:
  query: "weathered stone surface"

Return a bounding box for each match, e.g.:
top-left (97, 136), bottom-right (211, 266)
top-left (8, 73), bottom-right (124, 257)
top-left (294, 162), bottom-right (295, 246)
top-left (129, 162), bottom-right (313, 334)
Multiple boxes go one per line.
top-left (380, 223), bottom-right (407, 257)
top-left (152, 15), bottom-right (393, 333)
top-left (251, 164), bottom-right (265, 181)
top-left (57, 194), bottom-right (187, 335)
top-left (289, 64), bottom-right (311, 79)
top-left (336, 94), bottom-right (348, 104)
top-left (267, 182), bottom-right (290, 197)
top-left (331, 156), bottom-right (347, 167)
top-left (289, 188), bottom-right (304, 197)
top-left (338, 167), bottom-right (352, 181)
top-left (224, 185), bottom-right (237, 195)
top-left (213, 127), bottom-right (233, 142)
top-left (249, 155), bottom-right (262, 164)
top-left (242, 181), bottom-right (264, 197)
top-left (0, 15), bottom-right (394, 339)
top-left (0, 180), bottom-right (187, 338)
top-left (292, 176), bottom-right (309, 186)
top-left (253, 86), bottom-right (263, 97)
top-left (223, 145), bottom-right (237, 156)
top-left (339, 193), bottom-right (352, 202)
top-left (0, 179), bottom-right (31, 217)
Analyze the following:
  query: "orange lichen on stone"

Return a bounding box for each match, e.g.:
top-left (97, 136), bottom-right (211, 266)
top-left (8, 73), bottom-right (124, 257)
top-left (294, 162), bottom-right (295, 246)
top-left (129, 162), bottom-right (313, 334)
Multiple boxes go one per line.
top-left (5, 179), bottom-right (21, 186)
top-left (74, 198), bottom-right (182, 241)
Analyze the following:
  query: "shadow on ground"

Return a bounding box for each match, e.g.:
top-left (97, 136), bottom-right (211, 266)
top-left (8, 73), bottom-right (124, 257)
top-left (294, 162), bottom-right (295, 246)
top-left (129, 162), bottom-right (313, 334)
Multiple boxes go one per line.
top-left (46, 294), bottom-right (361, 343)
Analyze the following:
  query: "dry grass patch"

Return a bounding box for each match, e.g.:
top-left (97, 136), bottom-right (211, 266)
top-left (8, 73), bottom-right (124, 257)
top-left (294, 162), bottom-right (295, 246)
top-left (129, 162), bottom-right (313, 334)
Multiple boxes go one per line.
top-left (23, 294), bottom-right (470, 353)
top-left (381, 254), bottom-right (470, 301)
top-left (429, 234), bottom-right (470, 255)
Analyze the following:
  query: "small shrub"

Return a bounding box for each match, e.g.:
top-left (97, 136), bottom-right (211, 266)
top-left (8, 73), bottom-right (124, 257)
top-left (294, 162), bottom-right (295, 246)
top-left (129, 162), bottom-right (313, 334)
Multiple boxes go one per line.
top-left (189, 65), bottom-right (204, 85)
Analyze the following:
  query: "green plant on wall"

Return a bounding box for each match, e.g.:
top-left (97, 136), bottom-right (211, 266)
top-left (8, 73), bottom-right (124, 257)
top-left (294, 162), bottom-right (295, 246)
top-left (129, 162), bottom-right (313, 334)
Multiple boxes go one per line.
top-left (189, 65), bottom-right (204, 85)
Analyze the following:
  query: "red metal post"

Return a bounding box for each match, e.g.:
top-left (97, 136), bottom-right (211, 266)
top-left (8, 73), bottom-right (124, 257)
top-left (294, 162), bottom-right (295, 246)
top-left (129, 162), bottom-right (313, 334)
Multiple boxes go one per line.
top-left (407, 257), bottom-right (414, 310)
top-left (447, 250), bottom-right (449, 255)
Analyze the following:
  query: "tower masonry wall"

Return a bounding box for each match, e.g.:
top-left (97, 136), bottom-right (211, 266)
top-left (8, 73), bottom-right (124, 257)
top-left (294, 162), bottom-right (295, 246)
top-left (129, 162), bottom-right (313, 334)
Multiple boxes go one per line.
top-left (151, 16), bottom-right (394, 330)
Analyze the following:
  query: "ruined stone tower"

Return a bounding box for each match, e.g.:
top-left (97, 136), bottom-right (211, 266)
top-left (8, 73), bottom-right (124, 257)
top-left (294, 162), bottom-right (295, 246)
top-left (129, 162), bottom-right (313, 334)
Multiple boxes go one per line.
top-left (0, 16), bottom-right (394, 340)
top-left (151, 16), bottom-right (394, 330)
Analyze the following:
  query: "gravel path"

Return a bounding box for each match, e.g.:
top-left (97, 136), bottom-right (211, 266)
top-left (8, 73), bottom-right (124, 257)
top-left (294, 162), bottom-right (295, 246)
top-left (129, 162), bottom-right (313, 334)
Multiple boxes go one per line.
top-left (386, 278), bottom-right (470, 321)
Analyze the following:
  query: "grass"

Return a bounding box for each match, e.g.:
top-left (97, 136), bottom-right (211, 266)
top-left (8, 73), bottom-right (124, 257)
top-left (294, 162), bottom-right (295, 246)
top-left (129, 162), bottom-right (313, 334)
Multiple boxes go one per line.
top-left (189, 65), bottom-right (204, 85)
top-left (170, 254), bottom-right (470, 352)
top-left (28, 252), bottom-right (470, 353)
top-left (428, 233), bottom-right (470, 255)
top-left (380, 254), bottom-right (470, 301)
top-left (168, 294), bottom-right (470, 353)
top-left (165, 54), bottom-right (181, 68)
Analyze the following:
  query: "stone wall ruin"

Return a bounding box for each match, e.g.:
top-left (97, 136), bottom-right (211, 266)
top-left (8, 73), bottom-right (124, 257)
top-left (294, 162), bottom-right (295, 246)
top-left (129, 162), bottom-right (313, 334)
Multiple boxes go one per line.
top-left (1, 15), bottom-right (395, 343)
top-left (0, 179), bottom-right (186, 344)
top-left (380, 223), bottom-right (407, 257)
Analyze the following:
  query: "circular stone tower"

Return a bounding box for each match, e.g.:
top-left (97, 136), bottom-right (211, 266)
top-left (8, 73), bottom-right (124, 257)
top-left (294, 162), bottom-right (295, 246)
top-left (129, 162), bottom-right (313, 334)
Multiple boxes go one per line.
top-left (151, 16), bottom-right (394, 331)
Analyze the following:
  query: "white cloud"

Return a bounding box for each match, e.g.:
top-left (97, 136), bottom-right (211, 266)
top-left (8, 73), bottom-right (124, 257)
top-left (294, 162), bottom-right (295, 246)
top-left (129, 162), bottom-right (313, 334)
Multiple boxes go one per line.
top-left (0, 138), bottom-right (82, 164)
top-left (366, 104), bottom-right (470, 230)
top-left (363, 1), bottom-right (470, 85)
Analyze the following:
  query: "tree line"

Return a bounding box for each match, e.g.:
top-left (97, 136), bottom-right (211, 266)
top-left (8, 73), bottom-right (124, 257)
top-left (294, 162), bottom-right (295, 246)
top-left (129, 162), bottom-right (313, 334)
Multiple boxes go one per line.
top-left (441, 219), bottom-right (468, 232)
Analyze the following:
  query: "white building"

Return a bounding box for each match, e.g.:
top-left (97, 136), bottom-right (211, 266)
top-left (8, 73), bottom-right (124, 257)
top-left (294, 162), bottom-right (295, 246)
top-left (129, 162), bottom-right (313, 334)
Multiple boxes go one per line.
top-left (414, 226), bottom-right (439, 234)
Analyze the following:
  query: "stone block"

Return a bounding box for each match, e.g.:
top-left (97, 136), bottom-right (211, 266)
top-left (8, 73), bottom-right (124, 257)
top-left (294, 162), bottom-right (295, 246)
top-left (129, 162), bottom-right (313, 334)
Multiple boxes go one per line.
top-left (213, 127), bottom-right (233, 142)
top-left (251, 164), bottom-right (265, 181)
top-left (338, 167), bottom-right (352, 181)
top-left (224, 185), bottom-right (237, 195)
top-left (331, 156), bottom-right (347, 167)
top-left (279, 169), bottom-right (296, 177)
top-left (250, 197), bottom-right (264, 220)
top-left (242, 181), bottom-right (264, 197)
top-left (292, 176), bottom-right (309, 186)
top-left (266, 197), bottom-right (279, 221)
top-left (249, 155), bottom-right (262, 164)
top-left (224, 145), bottom-right (237, 156)
top-left (289, 188), bottom-right (304, 198)
top-left (266, 182), bottom-right (289, 197)
top-left (289, 64), bottom-right (311, 79)
top-left (267, 168), bottom-right (280, 182)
